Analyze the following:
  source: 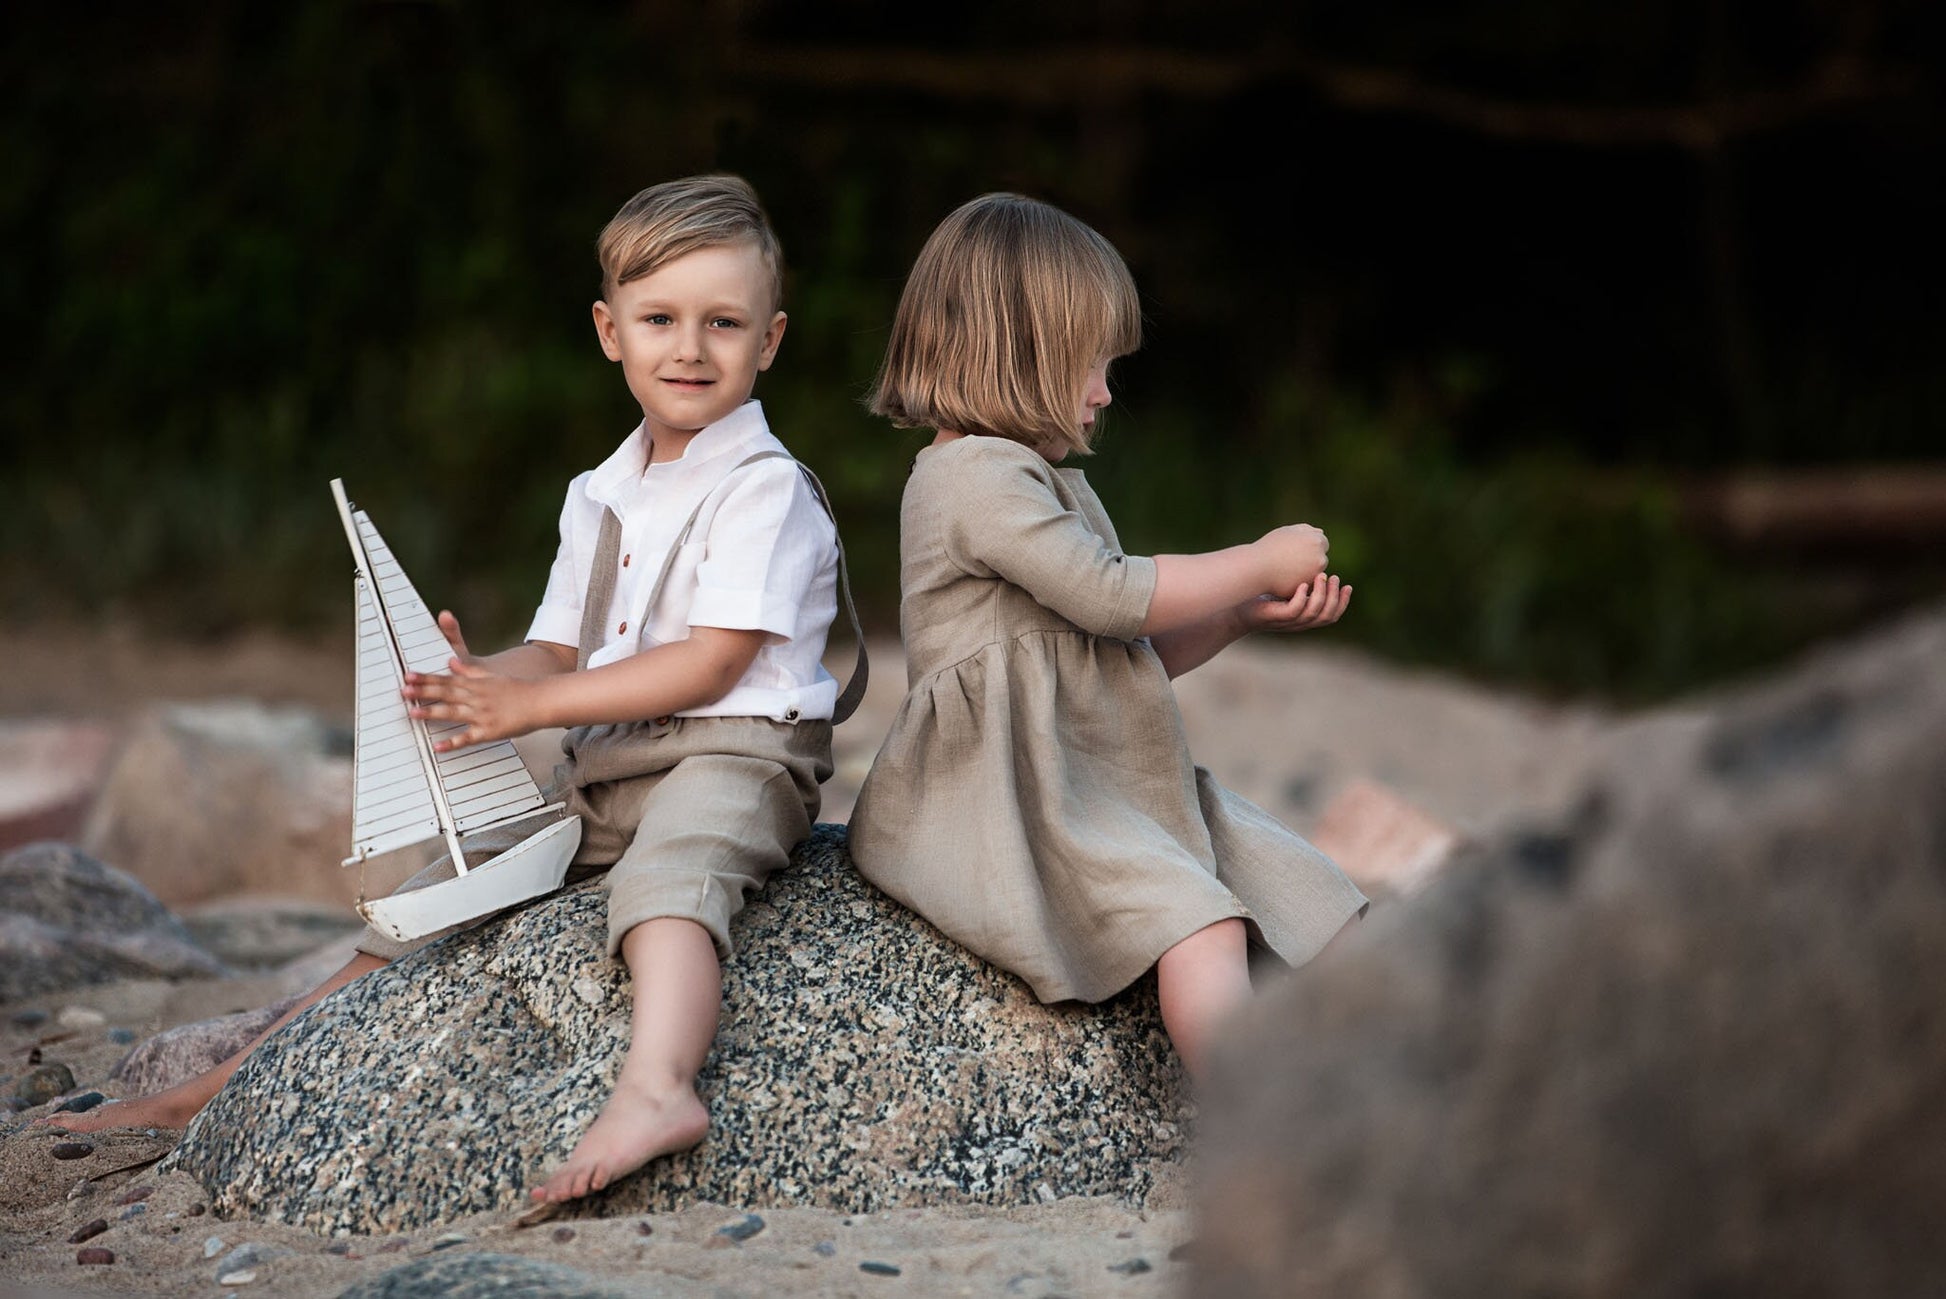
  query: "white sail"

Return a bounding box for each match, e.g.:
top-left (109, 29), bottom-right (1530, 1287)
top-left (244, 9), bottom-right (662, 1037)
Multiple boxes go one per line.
top-left (337, 488), bottom-right (548, 865)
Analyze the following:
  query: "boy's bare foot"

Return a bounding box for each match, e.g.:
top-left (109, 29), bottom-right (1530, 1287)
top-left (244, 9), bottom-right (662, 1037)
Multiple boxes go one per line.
top-left (528, 1081), bottom-right (708, 1204)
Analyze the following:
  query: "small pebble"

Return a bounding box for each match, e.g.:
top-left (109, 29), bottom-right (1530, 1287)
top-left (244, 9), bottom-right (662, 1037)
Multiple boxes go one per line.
top-left (76, 1247), bottom-right (114, 1265)
top-left (10, 1009), bottom-right (48, 1028)
top-left (1115, 1230), bottom-right (1134, 1239)
top-left (324, 1242), bottom-right (355, 1256)
top-left (50, 1142), bottom-right (94, 1160)
top-left (813, 1240), bottom-right (836, 1257)
top-left (107, 1027), bottom-right (138, 1044)
top-left (58, 1007), bottom-right (106, 1029)
top-left (54, 1091), bottom-right (107, 1114)
top-left (65, 1178), bottom-right (94, 1201)
top-left (203, 1235), bottom-right (225, 1257)
top-left (635, 1221), bottom-right (654, 1237)
top-left (67, 1219), bottom-right (109, 1244)
top-left (430, 1233), bottom-right (468, 1251)
top-left (716, 1213), bottom-right (765, 1242)
top-left (113, 1184), bottom-right (156, 1206)
top-left (189, 1203), bottom-right (207, 1216)
top-left (27, 1046), bottom-right (42, 1064)
top-left (860, 1260), bottom-right (901, 1276)
top-left (1108, 1258), bottom-right (1153, 1275)
top-left (377, 1238), bottom-right (409, 1253)
top-left (119, 1203), bottom-right (147, 1220)
top-left (14, 1062), bottom-right (76, 1106)
top-left (216, 1268), bottom-right (258, 1285)
top-left (551, 1225), bottom-right (576, 1244)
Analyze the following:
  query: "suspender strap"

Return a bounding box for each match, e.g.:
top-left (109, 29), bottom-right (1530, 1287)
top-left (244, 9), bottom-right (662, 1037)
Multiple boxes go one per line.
top-left (573, 451), bottom-right (869, 724)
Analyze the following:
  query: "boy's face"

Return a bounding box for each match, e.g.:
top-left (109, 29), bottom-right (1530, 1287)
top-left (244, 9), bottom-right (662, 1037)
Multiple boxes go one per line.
top-left (593, 241), bottom-right (786, 452)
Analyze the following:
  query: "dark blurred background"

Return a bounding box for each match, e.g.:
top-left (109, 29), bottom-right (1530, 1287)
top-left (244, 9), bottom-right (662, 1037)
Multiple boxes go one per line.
top-left (5, 1), bottom-right (1942, 702)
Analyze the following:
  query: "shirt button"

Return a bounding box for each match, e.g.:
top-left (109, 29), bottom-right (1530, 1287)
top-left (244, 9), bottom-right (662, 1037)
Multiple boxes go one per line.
top-left (784, 708), bottom-right (800, 722)
top-left (622, 554), bottom-right (631, 567)
top-left (617, 621), bottom-right (628, 635)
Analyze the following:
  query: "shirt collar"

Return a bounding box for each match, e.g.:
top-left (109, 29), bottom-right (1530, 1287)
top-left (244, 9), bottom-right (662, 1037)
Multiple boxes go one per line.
top-left (585, 400), bottom-right (773, 509)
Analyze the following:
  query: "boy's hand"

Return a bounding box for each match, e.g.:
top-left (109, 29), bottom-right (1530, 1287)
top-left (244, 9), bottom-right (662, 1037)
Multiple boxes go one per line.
top-left (435, 610), bottom-right (481, 668)
top-left (1238, 574), bottom-right (1352, 635)
top-left (403, 660), bottom-right (543, 752)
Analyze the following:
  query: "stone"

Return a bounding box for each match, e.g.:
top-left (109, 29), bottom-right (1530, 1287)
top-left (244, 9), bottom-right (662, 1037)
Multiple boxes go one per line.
top-left (0, 843), bottom-right (229, 1000)
top-left (0, 719), bottom-right (116, 855)
top-left (76, 699), bottom-right (424, 910)
top-left (1189, 603), bottom-right (1946, 1297)
top-left (109, 995), bottom-right (305, 1097)
top-left (165, 825), bottom-right (1189, 1234)
top-left (12, 1062), bottom-right (76, 1107)
top-left (181, 896), bottom-right (364, 970)
top-left (336, 1253), bottom-right (630, 1299)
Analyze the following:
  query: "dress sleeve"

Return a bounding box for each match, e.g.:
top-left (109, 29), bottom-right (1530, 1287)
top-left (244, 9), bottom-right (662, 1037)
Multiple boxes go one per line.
top-left (940, 442), bottom-right (1157, 640)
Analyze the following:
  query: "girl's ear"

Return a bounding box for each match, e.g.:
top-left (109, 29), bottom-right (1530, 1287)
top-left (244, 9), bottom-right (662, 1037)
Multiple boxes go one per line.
top-left (756, 310), bottom-right (789, 372)
top-left (591, 300), bottom-right (623, 362)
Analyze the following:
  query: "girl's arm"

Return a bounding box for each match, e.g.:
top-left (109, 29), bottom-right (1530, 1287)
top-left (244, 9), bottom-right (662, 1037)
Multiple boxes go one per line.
top-left (1149, 575), bottom-right (1351, 677)
top-left (401, 626), bottom-right (765, 752)
top-left (1138, 523), bottom-right (1330, 635)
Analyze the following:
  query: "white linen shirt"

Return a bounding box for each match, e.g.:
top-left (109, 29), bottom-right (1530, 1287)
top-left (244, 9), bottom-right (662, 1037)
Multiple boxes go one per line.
top-left (525, 400), bottom-right (842, 722)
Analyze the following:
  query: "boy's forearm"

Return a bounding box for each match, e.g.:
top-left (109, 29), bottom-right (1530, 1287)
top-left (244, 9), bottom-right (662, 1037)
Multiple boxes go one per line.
top-left (480, 641), bottom-right (576, 679)
top-left (526, 631), bottom-right (762, 730)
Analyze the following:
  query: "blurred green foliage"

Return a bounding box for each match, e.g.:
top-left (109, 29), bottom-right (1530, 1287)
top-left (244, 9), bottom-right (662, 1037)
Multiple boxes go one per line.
top-left (4, 4), bottom-right (1939, 704)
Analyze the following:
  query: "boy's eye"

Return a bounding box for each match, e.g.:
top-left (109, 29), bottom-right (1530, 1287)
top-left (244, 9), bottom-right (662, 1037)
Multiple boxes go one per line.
top-left (644, 313), bottom-right (672, 326)
top-left (711, 317), bottom-right (741, 329)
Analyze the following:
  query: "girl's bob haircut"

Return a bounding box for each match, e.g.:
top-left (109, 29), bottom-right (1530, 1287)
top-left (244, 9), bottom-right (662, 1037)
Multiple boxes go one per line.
top-left (868, 192), bottom-right (1142, 456)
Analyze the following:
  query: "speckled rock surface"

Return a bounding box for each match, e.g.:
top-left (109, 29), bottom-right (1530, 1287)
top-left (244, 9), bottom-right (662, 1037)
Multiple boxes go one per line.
top-left (0, 842), bottom-right (230, 1001)
top-left (165, 824), bottom-right (1188, 1234)
top-left (110, 993), bottom-right (306, 1096)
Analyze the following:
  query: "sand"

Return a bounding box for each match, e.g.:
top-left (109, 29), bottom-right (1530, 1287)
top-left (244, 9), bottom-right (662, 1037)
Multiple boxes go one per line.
top-left (0, 621), bottom-right (1618, 1296)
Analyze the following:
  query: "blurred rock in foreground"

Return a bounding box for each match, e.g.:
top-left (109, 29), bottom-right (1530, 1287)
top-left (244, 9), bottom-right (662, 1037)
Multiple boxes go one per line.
top-left (0, 843), bottom-right (230, 1002)
top-left (165, 824), bottom-right (1190, 1235)
top-left (1190, 602), bottom-right (1946, 1298)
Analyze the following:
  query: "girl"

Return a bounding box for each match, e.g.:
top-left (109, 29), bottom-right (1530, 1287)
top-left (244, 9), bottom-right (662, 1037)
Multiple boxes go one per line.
top-left (846, 192), bottom-right (1369, 1083)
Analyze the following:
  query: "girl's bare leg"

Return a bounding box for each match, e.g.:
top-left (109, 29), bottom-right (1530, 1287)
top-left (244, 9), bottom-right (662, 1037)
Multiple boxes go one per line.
top-left (530, 917), bottom-right (716, 1203)
top-left (40, 952), bottom-right (390, 1133)
top-left (1155, 917), bottom-right (1254, 1085)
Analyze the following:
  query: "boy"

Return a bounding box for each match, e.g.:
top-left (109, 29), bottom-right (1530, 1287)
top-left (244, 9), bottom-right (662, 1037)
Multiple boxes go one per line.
top-left (52, 173), bottom-right (862, 1206)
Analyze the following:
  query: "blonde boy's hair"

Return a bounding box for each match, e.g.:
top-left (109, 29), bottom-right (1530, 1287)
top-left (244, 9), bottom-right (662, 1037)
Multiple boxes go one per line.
top-left (867, 192), bottom-right (1143, 456)
top-left (596, 173), bottom-right (784, 307)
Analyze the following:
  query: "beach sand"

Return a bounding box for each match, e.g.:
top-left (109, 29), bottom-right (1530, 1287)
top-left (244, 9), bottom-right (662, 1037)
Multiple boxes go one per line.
top-left (1, 621), bottom-right (1611, 1296)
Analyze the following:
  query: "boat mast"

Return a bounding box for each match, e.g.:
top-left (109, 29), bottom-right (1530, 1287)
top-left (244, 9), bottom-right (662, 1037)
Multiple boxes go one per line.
top-left (330, 479), bottom-right (472, 878)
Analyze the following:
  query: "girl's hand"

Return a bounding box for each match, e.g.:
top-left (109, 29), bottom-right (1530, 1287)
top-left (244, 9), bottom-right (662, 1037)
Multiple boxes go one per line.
top-left (403, 660), bottom-right (543, 752)
top-left (1258, 524), bottom-right (1330, 596)
top-left (1239, 574), bottom-right (1352, 634)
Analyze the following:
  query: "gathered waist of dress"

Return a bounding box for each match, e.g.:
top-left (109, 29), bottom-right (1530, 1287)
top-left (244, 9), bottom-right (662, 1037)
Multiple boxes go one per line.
top-left (901, 623), bottom-right (1152, 683)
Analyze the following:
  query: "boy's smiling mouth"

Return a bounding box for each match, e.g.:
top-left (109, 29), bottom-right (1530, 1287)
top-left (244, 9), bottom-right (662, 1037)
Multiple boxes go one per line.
top-left (662, 377), bottom-right (715, 390)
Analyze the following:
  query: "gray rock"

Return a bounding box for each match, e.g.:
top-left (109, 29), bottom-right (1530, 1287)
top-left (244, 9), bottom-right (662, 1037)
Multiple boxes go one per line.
top-left (1189, 604), bottom-right (1946, 1298)
top-left (166, 825), bottom-right (1188, 1234)
top-left (13, 1062), bottom-right (77, 1107)
top-left (334, 1252), bottom-right (628, 1299)
top-left (0, 843), bottom-right (227, 1000)
top-left (182, 897), bottom-right (364, 970)
top-left (110, 995), bottom-right (305, 1097)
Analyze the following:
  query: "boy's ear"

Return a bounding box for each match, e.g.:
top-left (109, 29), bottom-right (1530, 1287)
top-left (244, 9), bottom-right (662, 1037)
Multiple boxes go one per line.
top-left (591, 300), bottom-right (623, 362)
top-left (756, 310), bottom-right (788, 372)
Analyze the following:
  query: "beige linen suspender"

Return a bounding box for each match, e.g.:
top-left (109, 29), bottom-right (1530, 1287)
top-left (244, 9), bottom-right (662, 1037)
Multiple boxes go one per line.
top-left (573, 451), bottom-right (868, 723)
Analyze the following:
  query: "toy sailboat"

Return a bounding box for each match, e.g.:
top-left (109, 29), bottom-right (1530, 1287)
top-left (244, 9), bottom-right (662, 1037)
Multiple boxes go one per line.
top-left (330, 479), bottom-right (581, 943)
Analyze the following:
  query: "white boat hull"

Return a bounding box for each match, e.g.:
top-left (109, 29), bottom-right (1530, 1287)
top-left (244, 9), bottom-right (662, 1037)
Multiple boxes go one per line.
top-left (357, 815), bottom-right (583, 944)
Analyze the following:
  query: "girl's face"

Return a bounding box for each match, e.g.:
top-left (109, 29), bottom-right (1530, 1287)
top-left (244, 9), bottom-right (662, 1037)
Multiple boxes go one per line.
top-left (1062, 359), bottom-right (1112, 456)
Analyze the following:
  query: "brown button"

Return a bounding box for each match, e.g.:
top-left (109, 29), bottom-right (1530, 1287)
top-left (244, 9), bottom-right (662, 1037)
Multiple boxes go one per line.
top-left (653, 715), bottom-right (673, 725)
top-left (622, 554), bottom-right (631, 567)
top-left (617, 621), bottom-right (628, 634)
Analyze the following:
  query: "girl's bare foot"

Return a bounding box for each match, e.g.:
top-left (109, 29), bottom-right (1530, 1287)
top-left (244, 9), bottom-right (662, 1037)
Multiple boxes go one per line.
top-left (529, 1081), bottom-right (708, 1203)
top-left (35, 1082), bottom-right (209, 1134)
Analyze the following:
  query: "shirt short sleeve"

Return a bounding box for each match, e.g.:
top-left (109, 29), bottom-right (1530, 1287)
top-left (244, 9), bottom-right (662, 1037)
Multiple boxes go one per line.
top-left (687, 459), bottom-right (838, 642)
top-left (525, 473), bottom-right (593, 649)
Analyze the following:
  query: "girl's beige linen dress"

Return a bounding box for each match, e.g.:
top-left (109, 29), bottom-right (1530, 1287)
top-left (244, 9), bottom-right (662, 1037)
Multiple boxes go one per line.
top-left (848, 435), bottom-right (1368, 1004)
